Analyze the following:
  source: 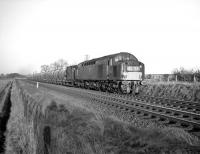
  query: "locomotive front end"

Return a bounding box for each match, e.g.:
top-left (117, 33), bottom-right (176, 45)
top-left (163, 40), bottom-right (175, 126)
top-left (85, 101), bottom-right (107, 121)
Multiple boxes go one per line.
top-left (122, 61), bottom-right (145, 93)
top-left (119, 63), bottom-right (143, 94)
top-left (114, 53), bottom-right (145, 94)
top-left (121, 64), bottom-right (143, 81)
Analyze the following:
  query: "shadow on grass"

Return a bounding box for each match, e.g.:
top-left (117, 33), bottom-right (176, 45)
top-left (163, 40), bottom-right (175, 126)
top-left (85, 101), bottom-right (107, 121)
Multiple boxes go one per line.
top-left (43, 100), bottom-right (200, 154)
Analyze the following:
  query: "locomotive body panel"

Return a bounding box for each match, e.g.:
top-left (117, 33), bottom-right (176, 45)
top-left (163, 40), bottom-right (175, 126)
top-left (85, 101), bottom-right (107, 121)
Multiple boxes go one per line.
top-left (77, 59), bottom-right (109, 80)
top-left (108, 64), bottom-right (122, 81)
top-left (74, 52), bottom-right (144, 82)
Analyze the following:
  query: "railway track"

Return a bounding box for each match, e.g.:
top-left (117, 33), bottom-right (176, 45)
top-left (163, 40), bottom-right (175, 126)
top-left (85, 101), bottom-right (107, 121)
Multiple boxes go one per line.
top-left (132, 94), bottom-right (200, 113)
top-left (65, 88), bottom-right (200, 131)
top-left (25, 80), bottom-right (200, 137)
top-left (97, 91), bottom-right (200, 113)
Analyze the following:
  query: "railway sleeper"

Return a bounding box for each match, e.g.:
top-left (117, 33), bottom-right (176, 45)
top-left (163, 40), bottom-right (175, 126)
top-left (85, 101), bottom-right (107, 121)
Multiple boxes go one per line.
top-left (167, 121), bottom-right (182, 128)
top-left (181, 114), bottom-right (191, 120)
top-left (191, 116), bottom-right (200, 122)
top-left (141, 113), bottom-right (152, 119)
top-left (157, 117), bottom-right (169, 124)
top-left (189, 126), bottom-right (200, 134)
top-left (180, 123), bottom-right (194, 131)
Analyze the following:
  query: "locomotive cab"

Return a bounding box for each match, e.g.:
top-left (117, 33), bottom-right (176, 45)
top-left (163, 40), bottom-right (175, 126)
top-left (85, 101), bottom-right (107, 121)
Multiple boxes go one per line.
top-left (121, 61), bottom-right (143, 81)
top-left (111, 53), bottom-right (145, 94)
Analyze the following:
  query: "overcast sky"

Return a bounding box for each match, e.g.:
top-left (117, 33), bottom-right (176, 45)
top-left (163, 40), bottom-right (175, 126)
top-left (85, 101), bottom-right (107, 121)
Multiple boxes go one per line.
top-left (0, 0), bottom-right (200, 74)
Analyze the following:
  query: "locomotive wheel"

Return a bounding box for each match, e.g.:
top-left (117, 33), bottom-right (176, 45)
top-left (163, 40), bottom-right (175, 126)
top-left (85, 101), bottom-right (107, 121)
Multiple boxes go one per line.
top-left (118, 82), bottom-right (131, 94)
top-left (99, 83), bottom-right (105, 92)
top-left (129, 87), bottom-right (133, 94)
top-left (132, 84), bottom-right (139, 95)
top-left (84, 83), bottom-right (88, 89)
top-left (135, 87), bottom-right (139, 95)
top-left (99, 86), bottom-right (104, 91)
top-left (95, 83), bottom-right (100, 91)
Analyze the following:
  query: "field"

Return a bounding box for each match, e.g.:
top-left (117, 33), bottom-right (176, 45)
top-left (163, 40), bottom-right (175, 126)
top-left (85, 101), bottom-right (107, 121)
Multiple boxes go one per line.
top-left (3, 79), bottom-right (200, 154)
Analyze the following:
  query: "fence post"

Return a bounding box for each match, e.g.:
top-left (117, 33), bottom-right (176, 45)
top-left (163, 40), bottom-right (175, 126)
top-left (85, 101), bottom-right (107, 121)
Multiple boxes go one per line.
top-left (175, 75), bottom-right (177, 82)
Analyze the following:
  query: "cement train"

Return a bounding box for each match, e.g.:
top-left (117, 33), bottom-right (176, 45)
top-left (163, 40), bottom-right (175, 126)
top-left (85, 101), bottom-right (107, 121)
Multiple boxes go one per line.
top-left (31, 52), bottom-right (145, 94)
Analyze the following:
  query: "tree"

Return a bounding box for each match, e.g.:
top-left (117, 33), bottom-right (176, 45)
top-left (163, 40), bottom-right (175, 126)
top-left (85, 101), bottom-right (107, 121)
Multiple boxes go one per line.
top-left (50, 62), bottom-right (59, 71)
top-left (172, 67), bottom-right (195, 82)
top-left (194, 69), bottom-right (200, 82)
top-left (50, 59), bottom-right (68, 71)
top-left (0, 73), bottom-right (5, 79)
top-left (40, 59), bottom-right (68, 72)
top-left (41, 65), bottom-right (51, 73)
top-left (57, 59), bottom-right (68, 70)
top-left (85, 54), bottom-right (90, 61)
top-left (172, 68), bottom-right (179, 75)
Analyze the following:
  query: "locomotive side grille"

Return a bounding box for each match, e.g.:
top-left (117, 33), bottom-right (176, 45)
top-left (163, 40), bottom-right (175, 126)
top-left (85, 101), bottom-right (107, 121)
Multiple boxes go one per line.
top-left (98, 65), bottom-right (103, 78)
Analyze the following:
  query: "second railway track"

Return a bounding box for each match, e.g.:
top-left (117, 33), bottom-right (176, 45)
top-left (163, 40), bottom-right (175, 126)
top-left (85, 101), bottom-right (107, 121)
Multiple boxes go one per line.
top-left (132, 94), bottom-right (200, 113)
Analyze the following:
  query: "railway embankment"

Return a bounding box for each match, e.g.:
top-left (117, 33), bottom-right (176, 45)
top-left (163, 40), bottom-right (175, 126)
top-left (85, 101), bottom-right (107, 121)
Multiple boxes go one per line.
top-left (4, 80), bottom-right (200, 154)
top-left (140, 82), bottom-right (200, 102)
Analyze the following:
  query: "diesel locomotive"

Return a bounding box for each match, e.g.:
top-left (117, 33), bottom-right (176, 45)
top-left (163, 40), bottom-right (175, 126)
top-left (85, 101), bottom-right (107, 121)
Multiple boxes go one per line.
top-left (32, 52), bottom-right (145, 94)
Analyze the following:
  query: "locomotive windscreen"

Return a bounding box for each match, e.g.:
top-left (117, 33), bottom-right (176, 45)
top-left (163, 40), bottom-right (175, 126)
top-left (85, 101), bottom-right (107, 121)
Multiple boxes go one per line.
top-left (127, 66), bottom-right (140, 72)
top-left (114, 53), bottom-right (137, 62)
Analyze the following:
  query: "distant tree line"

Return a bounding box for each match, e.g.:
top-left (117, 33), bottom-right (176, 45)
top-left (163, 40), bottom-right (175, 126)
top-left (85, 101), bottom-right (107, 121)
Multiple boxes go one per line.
top-left (0, 73), bottom-right (25, 79)
top-left (172, 67), bottom-right (200, 82)
top-left (145, 67), bottom-right (200, 82)
top-left (40, 59), bottom-right (68, 73)
top-left (0, 74), bottom-right (5, 78)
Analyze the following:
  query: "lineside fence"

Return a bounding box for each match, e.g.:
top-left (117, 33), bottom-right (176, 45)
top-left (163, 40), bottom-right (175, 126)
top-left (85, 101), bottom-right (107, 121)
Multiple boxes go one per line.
top-left (145, 74), bottom-right (200, 82)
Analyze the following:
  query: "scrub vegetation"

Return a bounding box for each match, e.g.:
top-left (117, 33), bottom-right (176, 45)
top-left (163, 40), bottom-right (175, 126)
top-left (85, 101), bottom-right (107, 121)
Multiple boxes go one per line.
top-left (141, 81), bottom-right (200, 102)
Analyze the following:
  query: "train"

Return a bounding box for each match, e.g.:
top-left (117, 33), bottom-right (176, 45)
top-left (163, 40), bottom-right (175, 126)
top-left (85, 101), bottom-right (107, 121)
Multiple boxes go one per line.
top-left (31, 52), bottom-right (145, 94)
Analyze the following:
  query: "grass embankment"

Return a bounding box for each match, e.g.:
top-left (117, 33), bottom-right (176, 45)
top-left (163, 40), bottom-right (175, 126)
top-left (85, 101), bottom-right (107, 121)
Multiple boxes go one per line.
top-left (141, 81), bottom-right (200, 102)
top-left (5, 80), bottom-right (200, 154)
top-left (5, 82), bottom-right (38, 154)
